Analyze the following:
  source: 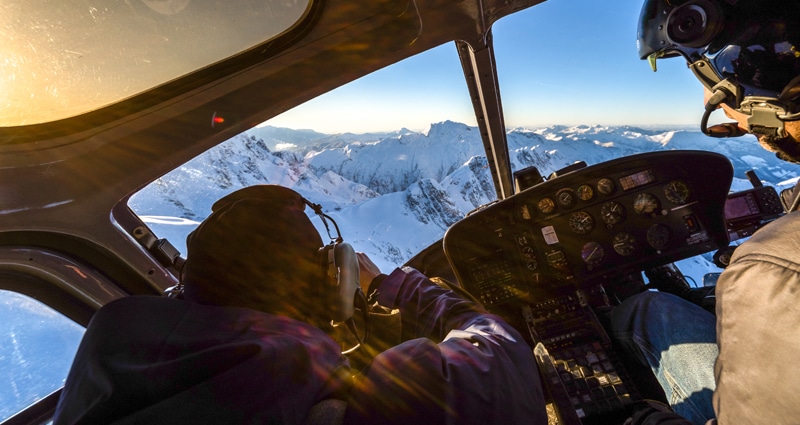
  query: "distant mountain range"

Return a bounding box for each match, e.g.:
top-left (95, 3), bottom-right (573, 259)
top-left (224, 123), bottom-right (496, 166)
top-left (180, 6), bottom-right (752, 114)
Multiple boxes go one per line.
top-left (129, 120), bottom-right (800, 284)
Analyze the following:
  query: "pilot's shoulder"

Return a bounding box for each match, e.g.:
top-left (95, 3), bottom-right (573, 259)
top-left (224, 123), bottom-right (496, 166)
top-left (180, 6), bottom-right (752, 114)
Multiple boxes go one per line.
top-left (733, 212), bottom-right (800, 264)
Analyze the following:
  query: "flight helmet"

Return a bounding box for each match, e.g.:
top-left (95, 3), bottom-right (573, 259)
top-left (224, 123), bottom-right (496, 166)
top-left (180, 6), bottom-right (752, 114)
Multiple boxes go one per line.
top-left (638, 0), bottom-right (800, 138)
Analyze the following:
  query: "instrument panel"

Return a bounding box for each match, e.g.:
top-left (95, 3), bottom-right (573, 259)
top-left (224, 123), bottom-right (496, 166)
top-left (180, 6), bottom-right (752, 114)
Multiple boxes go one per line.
top-left (443, 151), bottom-right (733, 309)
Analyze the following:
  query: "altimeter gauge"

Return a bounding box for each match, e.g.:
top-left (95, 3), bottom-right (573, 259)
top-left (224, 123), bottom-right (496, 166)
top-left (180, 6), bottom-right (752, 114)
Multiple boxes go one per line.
top-left (600, 201), bottom-right (626, 225)
top-left (556, 188), bottom-right (577, 209)
top-left (568, 211), bottom-right (595, 234)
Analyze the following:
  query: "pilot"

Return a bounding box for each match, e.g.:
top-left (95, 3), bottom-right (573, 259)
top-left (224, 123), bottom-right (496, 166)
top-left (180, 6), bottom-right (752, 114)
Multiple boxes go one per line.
top-left (53, 184), bottom-right (546, 425)
top-left (611, 1), bottom-right (800, 424)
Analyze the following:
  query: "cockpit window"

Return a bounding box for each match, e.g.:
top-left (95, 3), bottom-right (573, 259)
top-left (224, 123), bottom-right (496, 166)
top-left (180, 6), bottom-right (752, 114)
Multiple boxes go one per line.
top-left (0, 290), bottom-right (84, 421)
top-left (0, 0), bottom-right (312, 127)
top-left (128, 43), bottom-right (475, 273)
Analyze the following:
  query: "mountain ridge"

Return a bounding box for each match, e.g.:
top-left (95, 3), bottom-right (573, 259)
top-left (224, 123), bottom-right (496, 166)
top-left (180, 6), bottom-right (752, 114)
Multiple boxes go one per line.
top-left (129, 121), bottom-right (800, 282)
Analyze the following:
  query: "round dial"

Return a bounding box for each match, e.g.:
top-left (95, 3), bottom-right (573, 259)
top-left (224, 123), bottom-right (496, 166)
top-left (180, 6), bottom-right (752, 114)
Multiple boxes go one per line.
top-left (600, 201), bottom-right (626, 225)
top-left (556, 189), bottom-right (577, 209)
top-left (597, 178), bottom-right (615, 195)
top-left (581, 242), bottom-right (605, 267)
top-left (521, 246), bottom-right (538, 271)
top-left (577, 184), bottom-right (595, 201)
top-left (633, 193), bottom-right (661, 215)
top-left (646, 223), bottom-right (671, 250)
top-left (612, 232), bottom-right (637, 256)
top-left (664, 180), bottom-right (691, 205)
top-left (569, 211), bottom-right (595, 234)
top-left (537, 197), bottom-right (556, 214)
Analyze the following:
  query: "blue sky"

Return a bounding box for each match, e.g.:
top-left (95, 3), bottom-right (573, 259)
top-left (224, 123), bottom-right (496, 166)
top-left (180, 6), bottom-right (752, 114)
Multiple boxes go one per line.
top-left (266, 0), bottom-right (714, 133)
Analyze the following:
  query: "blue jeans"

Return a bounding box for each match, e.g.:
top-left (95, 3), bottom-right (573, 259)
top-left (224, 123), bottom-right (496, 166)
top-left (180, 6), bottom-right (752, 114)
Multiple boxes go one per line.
top-left (609, 291), bottom-right (717, 425)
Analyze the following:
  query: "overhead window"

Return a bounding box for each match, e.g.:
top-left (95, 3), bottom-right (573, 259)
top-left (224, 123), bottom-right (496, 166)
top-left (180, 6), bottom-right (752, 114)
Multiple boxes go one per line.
top-left (0, 0), bottom-right (312, 127)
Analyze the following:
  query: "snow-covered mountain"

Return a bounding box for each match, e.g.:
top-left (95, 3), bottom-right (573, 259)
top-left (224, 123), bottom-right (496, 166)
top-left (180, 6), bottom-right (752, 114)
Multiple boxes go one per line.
top-left (129, 120), bottom-right (800, 284)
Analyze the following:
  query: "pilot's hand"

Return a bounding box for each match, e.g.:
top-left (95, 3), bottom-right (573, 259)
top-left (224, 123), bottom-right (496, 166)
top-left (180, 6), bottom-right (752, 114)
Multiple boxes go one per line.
top-left (356, 252), bottom-right (381, 294)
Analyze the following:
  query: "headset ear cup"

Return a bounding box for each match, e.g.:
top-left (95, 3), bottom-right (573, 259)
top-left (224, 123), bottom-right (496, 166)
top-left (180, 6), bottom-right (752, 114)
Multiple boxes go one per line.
top-left (666, 0), bottom-right (724, 48)
top-left (333, 242), bottom-right (359, 323)
top-left (319, 242), bottom-right (360, 323)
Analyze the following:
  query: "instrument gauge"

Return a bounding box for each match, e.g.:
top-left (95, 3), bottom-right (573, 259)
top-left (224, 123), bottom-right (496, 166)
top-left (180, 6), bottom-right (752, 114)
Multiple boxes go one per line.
top-left (521, 246), bottom-right (538, 271)
top-left (518, 204), bottom-right (532, 220)
top-left (646, 223), bottom-right (671, 250)
top-left (612, 232), bottom-right (637, 256)
top-left (581, 242), bottom-right (605, 267)
top-left (556, 189), bottom-right (577, 209)
top-left (546, 249), bottom-right (569, 271)
top-left (577, 184), bottom-right (595, 201)
top-left (633, 193), bottom-right (661, 215)
top-left (537, 197), bottom-right (556, 214)
top-left (664, 180), bottom-right (691, 205)
top-left (597, 178), bottom-right (615, 195)
top-left (568, 211), bottom-right (595, 235)
top-left (521, 245), bottom-right (536, 260)
top-left (600, 201), bottom-right (626, 225)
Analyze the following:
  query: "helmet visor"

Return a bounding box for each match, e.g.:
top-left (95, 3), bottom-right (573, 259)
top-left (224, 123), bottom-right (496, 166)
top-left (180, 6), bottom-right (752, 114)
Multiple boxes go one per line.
top-left (709, 9), bottom-right (800, 99)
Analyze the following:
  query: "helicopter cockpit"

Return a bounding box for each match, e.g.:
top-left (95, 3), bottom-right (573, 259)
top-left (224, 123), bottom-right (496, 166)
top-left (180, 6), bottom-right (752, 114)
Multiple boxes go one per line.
top-left (2, 0), bottom-right (797, 423)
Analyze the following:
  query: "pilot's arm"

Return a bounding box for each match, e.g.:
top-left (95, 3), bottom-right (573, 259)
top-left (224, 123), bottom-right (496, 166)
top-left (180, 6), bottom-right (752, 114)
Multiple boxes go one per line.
top-left (711, 214), bottom-right (800, 424)
top-left (344, 254), bottom-right (547, 425)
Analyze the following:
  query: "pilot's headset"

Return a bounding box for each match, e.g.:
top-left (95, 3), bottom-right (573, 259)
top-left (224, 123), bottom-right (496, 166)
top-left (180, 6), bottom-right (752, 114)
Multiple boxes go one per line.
top-left (638, 0), bottom-right (800, 142)
top-left (302, 197), bottom-right (370, 354)
top-left (169, 185), bottom-right (369, 354)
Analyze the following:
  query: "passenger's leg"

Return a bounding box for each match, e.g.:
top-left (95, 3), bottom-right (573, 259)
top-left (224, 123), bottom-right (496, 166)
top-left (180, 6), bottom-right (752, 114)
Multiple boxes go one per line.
top-left (608, 291), bottom-right (717, 425)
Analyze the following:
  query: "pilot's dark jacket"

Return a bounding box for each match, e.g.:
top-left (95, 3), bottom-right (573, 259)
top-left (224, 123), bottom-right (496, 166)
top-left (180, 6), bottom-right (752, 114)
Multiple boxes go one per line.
top-left (54, 266), bottom-right (546, 425)
top-left (712, 212), bottom-right (800, 425)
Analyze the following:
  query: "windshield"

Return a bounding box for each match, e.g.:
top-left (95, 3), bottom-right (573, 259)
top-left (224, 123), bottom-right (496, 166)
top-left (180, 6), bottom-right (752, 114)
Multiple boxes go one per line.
top-left (0, 0), bottom-right (311, 127)
top-left (129, 2), bottom-right (795, 284)
top-left (129, 42), bottom-right (476, 273)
